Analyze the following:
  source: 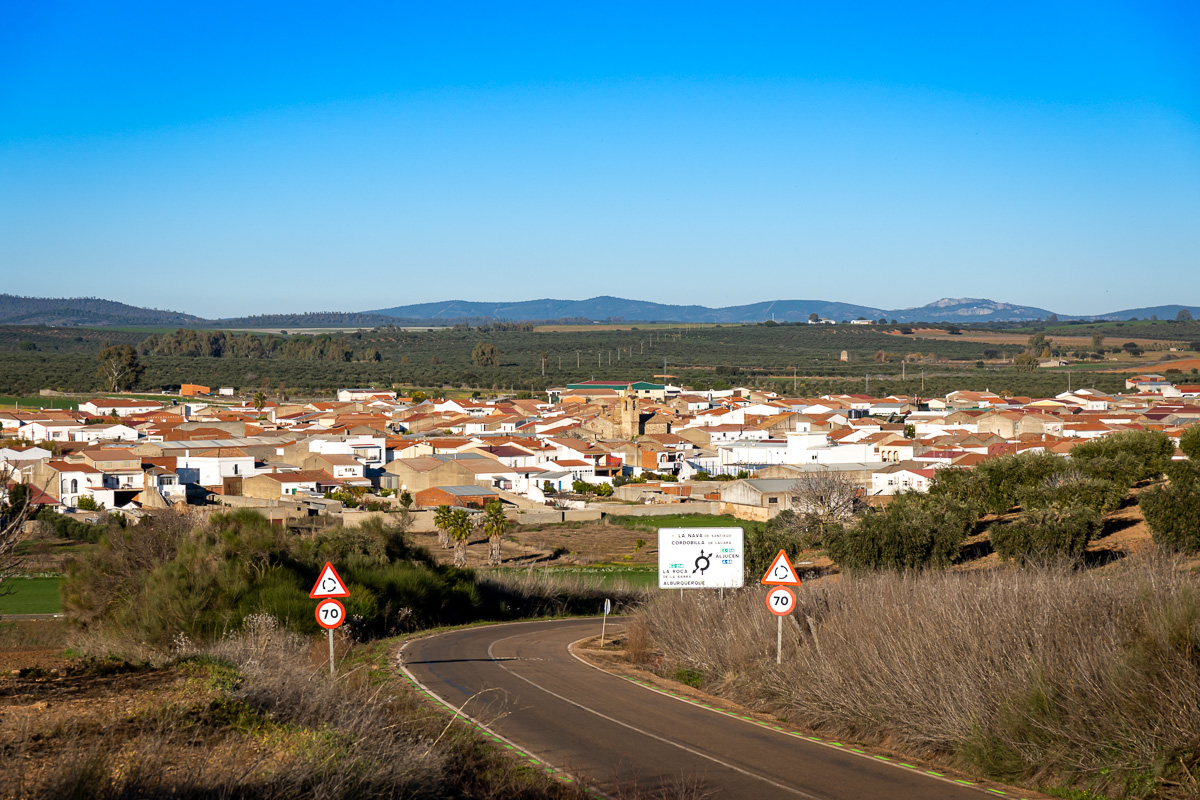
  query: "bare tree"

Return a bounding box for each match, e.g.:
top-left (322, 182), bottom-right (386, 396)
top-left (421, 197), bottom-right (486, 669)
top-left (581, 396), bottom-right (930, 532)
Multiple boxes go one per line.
top-left (0, 466), bottom-right (36, 602)
top-left (789, 466), bottom-right (864, 524)
top-left (773, 467), bottom-right (867, 548)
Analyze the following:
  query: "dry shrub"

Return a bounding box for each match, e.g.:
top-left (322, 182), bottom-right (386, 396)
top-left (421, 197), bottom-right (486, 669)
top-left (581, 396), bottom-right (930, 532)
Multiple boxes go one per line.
top-left (630, 554), bottom-right (1200, 797)
top-left (4, 616), bottom-right (588, 800)
top-left (479, 569), bottom-right (651, 616)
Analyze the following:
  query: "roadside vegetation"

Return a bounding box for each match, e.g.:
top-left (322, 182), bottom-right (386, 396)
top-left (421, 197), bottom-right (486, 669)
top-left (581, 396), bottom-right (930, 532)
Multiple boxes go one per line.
top-left (627, 430), bottom-right (1200, 799)
top-left (0, 616), bottom-right (592, 800)
top-left (629, 556), bottom-right (1200, 800)
top-left (2, 508), bottom-right (649, 799)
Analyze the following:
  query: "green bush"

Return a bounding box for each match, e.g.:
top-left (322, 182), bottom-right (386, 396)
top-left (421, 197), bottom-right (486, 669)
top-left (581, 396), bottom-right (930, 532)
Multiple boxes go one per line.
top-left (1070, 430), bottom-right (1174, 484)
top-left (928, 467), bottom-right (987, 518)
top-left (990, 505), bottom-right (1102, 565)
top-left (970, 452), bottom-right (1069, 515)
top-left (1166, 459), bottom-right (1200, 488)
top-left (825, 493), bottom-right (974, 572)
top-left (1015, 473), bottom-right (1126, 515)
top-left (1181, 425), bottom-right (1200, 461)
top-left (1072, 450), bottom-right (1143, 489)
top-left (742, 520), bottom-right (799, 583)
top-left (37, 507), bottom-right (116, 543)
top-left (1140, 483), bottom-right (1200, 554)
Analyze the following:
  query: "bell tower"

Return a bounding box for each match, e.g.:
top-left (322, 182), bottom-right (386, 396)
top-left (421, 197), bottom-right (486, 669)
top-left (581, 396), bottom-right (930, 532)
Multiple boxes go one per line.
top-left (620, 393), bottom-right (639, 439)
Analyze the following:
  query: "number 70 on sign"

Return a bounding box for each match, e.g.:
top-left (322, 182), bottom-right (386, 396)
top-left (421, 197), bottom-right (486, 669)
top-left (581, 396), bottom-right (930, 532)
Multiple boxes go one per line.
top-left (766, 586), bottom-right (796, 616)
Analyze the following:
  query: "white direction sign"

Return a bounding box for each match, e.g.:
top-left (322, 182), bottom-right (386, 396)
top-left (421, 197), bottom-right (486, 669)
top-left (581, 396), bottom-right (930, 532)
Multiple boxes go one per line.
top-left (658, 527), bottom-right (744, 589)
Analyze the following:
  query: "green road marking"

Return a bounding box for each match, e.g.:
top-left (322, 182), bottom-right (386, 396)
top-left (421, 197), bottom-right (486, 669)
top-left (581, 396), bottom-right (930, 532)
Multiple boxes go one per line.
top-left (873, 755), bottom-right (890, 761)
top-left (831, 742), bottom-right (844, 747)
top-left (925, 770), bottom-right (944, 776)
top-left (955, 779), bottom-right (975, 786)
top-left (773, 726), bottom-right (784, 730)
top-left (899, 763), bottom-right (916, 768)
top-left (503, 744), bottom-right (514, 750)
top-left (850, 748), bottom-right (865, 753)
top-left (987, 790), bottom-right (1007, 796)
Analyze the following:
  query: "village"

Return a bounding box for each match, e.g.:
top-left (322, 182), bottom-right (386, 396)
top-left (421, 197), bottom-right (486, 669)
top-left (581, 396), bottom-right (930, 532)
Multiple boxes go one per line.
top-left (4, 372), bottom-right (1198, 529)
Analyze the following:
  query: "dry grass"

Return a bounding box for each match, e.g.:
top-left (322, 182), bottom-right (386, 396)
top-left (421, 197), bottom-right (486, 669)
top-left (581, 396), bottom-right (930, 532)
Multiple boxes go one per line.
top-left (1, 615), bottom-right (591, 800)
top-left (479, 569), bottom-right (652, 616)
top-left (629, 553), bottom-right (1200, 799)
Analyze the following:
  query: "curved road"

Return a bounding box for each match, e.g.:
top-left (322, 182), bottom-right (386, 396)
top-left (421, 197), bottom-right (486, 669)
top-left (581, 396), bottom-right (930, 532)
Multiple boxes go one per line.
top-left (399, 618), bottom-right (1013, 800)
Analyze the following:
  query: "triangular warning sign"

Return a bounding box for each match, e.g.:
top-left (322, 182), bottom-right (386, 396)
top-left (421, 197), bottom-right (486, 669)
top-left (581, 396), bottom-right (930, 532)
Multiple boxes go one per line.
top-left (309, 562), bottom-right (350, 599)
top-left (760, 550), bottom-right (801, 586)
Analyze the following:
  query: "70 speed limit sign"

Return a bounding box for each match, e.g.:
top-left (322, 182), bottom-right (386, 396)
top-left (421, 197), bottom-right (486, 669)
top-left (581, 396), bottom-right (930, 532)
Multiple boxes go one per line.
top-left (315, 598), bottom-right (346, 629)
top-left (765, 586), bottom-right (796, 617)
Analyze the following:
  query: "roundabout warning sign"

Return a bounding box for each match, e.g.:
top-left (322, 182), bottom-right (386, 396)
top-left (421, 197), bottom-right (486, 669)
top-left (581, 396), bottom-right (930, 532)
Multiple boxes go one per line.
top-left (657, 527), bottom-right (744, 589)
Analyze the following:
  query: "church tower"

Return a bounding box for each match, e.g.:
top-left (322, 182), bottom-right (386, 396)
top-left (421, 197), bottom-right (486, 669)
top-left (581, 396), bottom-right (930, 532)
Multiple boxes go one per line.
top-left (620, 393), bottom-right (639, 439)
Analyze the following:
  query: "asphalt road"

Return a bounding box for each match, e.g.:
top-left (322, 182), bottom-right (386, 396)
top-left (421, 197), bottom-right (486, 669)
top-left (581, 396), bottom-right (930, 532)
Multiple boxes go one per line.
top-left (399, 618), bottom-right (1010, 800)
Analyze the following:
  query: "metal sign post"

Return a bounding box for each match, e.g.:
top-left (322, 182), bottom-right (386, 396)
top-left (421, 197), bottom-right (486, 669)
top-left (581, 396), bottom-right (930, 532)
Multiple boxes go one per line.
top-left (601, 598), bottom-right (612, 647)
top-left (310, 562), bottom-right (351, 678)
top-left (765, 587), bottom-right (796, 664)
top-left (761, 550), bottom-right (802, 665)
top-left (315, 598), bottom-right (345, 675)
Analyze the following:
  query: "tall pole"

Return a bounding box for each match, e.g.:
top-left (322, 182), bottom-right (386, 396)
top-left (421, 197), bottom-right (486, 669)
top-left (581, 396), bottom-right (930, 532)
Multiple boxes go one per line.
top-left (328, 629), bottom-right (336, 677)
top-left (776, 616), bottom-right (783, 665)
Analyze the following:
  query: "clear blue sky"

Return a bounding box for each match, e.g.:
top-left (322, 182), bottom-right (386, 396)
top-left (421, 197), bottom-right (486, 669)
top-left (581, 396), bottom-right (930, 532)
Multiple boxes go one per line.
top-left (2, 2), bottom-right (1197, 318)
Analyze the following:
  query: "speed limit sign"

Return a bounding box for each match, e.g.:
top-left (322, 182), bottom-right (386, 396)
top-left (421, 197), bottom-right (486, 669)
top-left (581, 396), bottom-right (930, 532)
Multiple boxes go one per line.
top-left (765, 586), bottom-right (796, 617)
top-left (315, 598), bottom-right (346, 629)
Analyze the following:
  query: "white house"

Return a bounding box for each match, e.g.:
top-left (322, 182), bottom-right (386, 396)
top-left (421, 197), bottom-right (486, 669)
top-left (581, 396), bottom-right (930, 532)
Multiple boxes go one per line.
top-left (870, 464), bottom-right (938, 496)
top-left (338, 388), bottom-right (398, 402)
top-left (177, 447), bottom-right (256, 487)
top-left (79, 398), bottom-right (163, 417)
top-left (70, 423), bottom-right (140, 443)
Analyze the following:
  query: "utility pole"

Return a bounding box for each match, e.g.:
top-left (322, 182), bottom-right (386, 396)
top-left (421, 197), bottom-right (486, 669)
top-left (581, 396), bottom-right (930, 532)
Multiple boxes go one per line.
top-left (577, 351), bottom-right (580, 368)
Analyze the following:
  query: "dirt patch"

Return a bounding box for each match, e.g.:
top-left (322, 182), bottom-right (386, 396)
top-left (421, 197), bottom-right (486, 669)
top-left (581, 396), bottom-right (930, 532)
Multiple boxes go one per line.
top-left (413, 521), bottom-right (660, 568)
top-left (893, 328), bottom-right (1185, 351)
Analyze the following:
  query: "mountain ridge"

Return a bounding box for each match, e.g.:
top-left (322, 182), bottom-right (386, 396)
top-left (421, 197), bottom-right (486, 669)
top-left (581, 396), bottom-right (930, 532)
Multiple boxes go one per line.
top-left (1, 293), bottom-right (1197, 327)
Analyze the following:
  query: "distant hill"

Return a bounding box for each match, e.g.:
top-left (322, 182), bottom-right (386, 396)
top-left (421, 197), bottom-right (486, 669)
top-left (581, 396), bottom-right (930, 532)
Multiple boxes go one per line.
top-left (368, 295), bottom-right (1060, 324)
top-left (1084, 305), bottom-right (1200, 322)
top-left (890, 298), bottom-right (1056, 323)
top-left (1, 293), bottom-right (1195, 328)
top-left (369, 296), bottom-right (887, 324)
top-left (0, 294), bottom-right (204, 327)
top-left (217, 311), bottom-right (400, 328)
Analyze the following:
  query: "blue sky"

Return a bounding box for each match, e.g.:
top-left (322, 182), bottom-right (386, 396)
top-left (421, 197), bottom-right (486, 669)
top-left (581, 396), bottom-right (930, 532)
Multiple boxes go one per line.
top-left (2, 2), bottom-right (1197, 318)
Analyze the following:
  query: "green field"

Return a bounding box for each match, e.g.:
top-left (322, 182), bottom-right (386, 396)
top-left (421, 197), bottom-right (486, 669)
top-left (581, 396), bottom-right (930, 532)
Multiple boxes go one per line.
top-left (0, 576), bottom-right (63, 615)
top-left (0, 395), bottom-right (79, 411)
top-left (613, 513), bottom-right (752, 533)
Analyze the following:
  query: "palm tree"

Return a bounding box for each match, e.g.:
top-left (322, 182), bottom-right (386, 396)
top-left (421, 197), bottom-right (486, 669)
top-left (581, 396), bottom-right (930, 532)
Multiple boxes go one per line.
top-left (483, 500), bottom-right (508, 566)
top-left (449, 508), bottom-right (472, 568)
top-left (253, 390), bottom-right (266, 414)
top-left (433, 505), bottom-right (453, 549)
